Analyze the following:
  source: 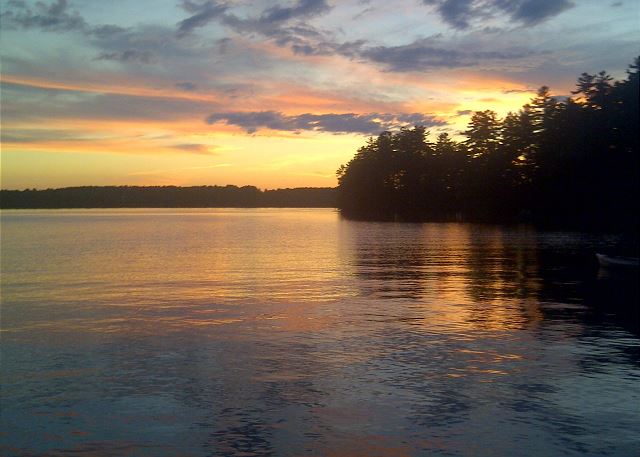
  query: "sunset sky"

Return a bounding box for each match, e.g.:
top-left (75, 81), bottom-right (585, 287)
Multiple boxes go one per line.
top-left (1, 0), bottom-right (638, 189)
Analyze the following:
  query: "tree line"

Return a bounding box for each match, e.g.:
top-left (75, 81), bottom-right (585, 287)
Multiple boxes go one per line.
top-left (0, 186), bottom-right (337, 208)
top-left (337, 57), bottom-right (639, 230)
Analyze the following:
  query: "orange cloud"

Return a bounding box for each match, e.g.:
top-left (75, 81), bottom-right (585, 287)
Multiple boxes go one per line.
top-left (1, 74), bottom-right (226, 102)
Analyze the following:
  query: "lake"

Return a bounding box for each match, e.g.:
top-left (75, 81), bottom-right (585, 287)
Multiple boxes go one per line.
top-left (1, 208), bottom-right (638, 456)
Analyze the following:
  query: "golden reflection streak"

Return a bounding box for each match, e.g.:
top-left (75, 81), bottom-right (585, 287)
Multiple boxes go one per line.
top-left (344, 223), bottom-right (545, 334)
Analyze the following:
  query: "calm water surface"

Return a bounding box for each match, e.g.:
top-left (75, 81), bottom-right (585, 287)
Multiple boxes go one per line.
top-left (1, 208), bottom-right (638, 456)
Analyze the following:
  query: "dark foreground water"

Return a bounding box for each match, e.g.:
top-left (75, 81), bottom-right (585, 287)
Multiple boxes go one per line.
top-left (1, 209), bottom-right (638, 457)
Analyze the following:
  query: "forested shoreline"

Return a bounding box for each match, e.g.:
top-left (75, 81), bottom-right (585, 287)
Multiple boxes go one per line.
top-left (0, 186), bottom-right (337, 208)
top-left (337, 58), bottom-right (639, 230)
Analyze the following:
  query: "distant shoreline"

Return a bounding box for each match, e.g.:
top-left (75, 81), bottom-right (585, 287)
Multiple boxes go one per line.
top-left (0, 185), bottom-right (337, 209)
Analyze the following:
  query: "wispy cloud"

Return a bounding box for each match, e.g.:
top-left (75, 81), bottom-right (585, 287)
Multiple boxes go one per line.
top-left (96, 49), bottom-right (154, 64)
top-left (170, 143), bottom-right (217, 154)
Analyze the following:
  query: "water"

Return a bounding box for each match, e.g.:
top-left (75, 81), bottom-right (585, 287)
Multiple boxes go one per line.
top-left (1, 208), bottom-right (638, 457)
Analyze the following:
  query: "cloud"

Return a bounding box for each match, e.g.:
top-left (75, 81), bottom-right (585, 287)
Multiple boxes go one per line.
top-left (499, 0), bottom-right (575, 26)
top-left (170, 143), bottom-right (216, 154)
top-left (206, 111), bottom-right (446, 134)
top-left (96, 49), bottom-right (154, 64)
top-left (0, 0), bottom-right (86, 32)
top-left (1, 0), bottom-right (221, 68)
top-left (352, 6), bottom-right (375, 20)
top-left (259, 0), bottom-right (330, 24)
top-left (423, 0), bottom-right (478, 30)
top-left (200, 7), bottom-right (537, 73)
top-left (456, 110), bottom-right (473, 116)
top-left (263, 24), bottom-right (361, 57)
top-left (0, 128), bottom-right (88, 143)
top-left (360, 38), bottom-right (535, 71)
top-left (177, 0), bottom-right (332, 41)
top-left (422, 0), bottom-right (575, 29)
top-left (0, 82), bottom-right (219, 123)
top-left (171, 0), bottom-right (540, 74)
top-left (1, 0), bottom-right (139, 41)
top-left (1, 1), bottom-right (196, 66)
top-left (502, 88), bottom-right (533, 94)
top-left (90, 24), bottom-right (128, 39)
top-left (175, 82), bottom-right (198, 91)
top-left (362, 41), bottom-right (466, 70)
top-left (176, 0), bottom-right (228, 37)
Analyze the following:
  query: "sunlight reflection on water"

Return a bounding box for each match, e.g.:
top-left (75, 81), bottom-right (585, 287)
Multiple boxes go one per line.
top-left (1, 209), bottom-right (639, 457)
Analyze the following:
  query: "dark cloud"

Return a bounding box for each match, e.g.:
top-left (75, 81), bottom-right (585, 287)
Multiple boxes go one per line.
top-left (96, 49), bottom-right (154, 64)
top-left (267, 24), bottom-right (353, 56)
top-left (176, 0), bottom-right (228, 37)
top-left (259, 0), bottom-right (330, 24)
top-left (206, 111), bottom-right (445, 135)
top-left (502, 88), bottom-right (533, 94)
top-left (497, 0), bottom-right (575, 26)
top-left (362, 41), bottom-right (466, 70)
top-left (422, 0), bottom-right (575, 29)
top-left (360, 38), bottom-right (535, 71)
top-left (208, 111), bottom-right (283, 133)
top-left (175, 82), bottom-right (198, 91)
top-left (456, 110), bottom-right (473, 116)
top-left (423, 0), bottom-right (477, 30)
top-left (90, 24), bottom-right (128, 38)
top-left (288, 34), bottom-right (365, 57)
top-left (176, 0), bottom-right (330, 38)
top-left (0, 0), bottom-right (86, 32)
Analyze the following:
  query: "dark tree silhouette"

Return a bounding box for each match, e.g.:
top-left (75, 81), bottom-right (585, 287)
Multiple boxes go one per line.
top-left (337, 57), bottom-right (640, 230)
top-left (337, 126), bottom-right (434, 218)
